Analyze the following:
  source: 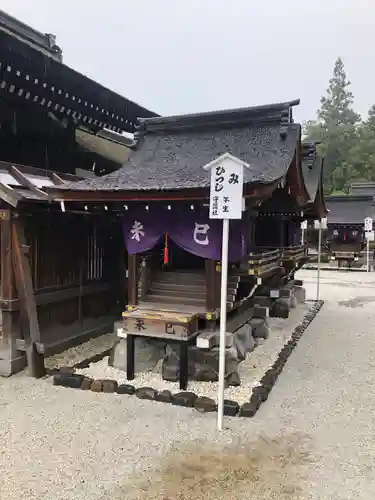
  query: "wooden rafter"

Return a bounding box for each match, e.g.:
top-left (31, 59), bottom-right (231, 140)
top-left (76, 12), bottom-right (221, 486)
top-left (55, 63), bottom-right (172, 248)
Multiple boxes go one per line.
top-left (0, 180), bottom-right (22, 207)
top-left (11, 165), bottom-right (49, 199)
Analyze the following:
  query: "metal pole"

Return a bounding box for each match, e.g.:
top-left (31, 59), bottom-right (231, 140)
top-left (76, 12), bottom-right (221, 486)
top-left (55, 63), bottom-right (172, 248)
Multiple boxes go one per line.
top-left (316, 221), bottom-right (322, 301)
top-left (366, 237), bottom-right (370, 272)
top-left (301, 228), bottom-right (305, 245)
top-left (217, 218), bottom-right (229, 431)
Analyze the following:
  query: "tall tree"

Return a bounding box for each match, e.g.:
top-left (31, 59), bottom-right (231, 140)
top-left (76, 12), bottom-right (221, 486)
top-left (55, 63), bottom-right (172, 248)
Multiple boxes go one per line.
top-left (304, 57), bottom-right (361, 193)
top-left (344, 105), bottom-right (375, 184)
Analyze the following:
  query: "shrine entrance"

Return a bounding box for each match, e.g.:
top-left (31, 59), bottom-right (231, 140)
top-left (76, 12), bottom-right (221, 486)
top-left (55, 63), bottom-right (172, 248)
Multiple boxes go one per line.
top-left (162, 239), bottom-right (205, 272)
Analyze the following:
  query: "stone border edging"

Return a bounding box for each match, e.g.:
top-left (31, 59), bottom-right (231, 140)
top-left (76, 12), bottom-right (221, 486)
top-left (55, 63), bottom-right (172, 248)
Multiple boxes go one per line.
top-left (52, 301), bottom-right (324, 419)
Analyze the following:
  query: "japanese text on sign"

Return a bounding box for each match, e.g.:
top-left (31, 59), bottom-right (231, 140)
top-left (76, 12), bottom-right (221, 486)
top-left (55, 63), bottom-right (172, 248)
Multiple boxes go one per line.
top-left (207, 155), bottom-right (245, 220)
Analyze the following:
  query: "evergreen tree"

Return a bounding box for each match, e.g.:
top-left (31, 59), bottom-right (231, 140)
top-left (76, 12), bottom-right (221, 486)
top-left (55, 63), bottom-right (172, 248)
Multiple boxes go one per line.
top-left (304, 57), bottom-right (361, 193)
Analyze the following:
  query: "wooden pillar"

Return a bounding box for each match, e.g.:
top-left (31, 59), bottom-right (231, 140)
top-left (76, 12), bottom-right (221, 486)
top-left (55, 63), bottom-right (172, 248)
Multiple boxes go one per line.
top-left (11, 216), bottom-right (45, 378)
top-left (205, 259), bottom-right (217, 330)
top-left (0, 210), bottom-right (26, 375)
top-left (127, 253), bottom-right (139, 306)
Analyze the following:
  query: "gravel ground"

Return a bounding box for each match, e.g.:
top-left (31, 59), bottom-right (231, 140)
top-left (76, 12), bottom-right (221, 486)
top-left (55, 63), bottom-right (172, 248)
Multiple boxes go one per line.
top-left (1, 269), bottom-right (375, 499)
top-left (45, 333), bottom-right (114, 371)
top-left (75, 303), bottom-right (311, 405)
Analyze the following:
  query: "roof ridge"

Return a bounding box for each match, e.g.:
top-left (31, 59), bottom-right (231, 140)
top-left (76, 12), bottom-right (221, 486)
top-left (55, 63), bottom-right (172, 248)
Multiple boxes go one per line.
top-left (134, 99), bottom-right (300, 136)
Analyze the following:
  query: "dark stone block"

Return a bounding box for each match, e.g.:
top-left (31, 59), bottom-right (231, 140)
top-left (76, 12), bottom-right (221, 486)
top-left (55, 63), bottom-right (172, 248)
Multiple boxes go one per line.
top-left (90, 380), bottom-right (103, 392)
top-left (53, 373), bottom-right (84, 389)
top-left (223, 399), bottom-right (240, 416)
top-left (194, 396), bottom-right (217, 413)
top-left (272, 299), bottom-right (290, 319)
top-left (80, 377), bottom-right (93, 390)
top-left (253, 296), bottom-right (272, 308)
top-left (136, 387), bottom-right (157, 401)
top-left (239, 402), bottom-right (258, 418)
top-left (249, 392), bottom-right (262, 407)
top-left (155, 389), bottom-right (172, 403)
top-left (117, 384), bottom-right (135, 395)
top-left (253, 386), bottom-right (268, 402)
top-left (102, 380), bottom-right (118, 393)
top-left (253, 305), bottom-right (269, 319)
top-left (172, 391), bottom-right (198, 407)
top-left (57, 366), bottom-right (75, 375)
top-left (250, 318), bottom-right (269, 339)
top-left (226, 371), bottom-right (241, 386)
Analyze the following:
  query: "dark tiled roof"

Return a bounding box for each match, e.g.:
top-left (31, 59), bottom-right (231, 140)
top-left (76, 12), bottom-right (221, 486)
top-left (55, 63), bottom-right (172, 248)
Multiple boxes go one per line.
top-left (0, 9), bottom-right (62, 61)
top-left (52, 100), bottom-right (301, 192)
top-left (326, 196), bottom-right (375, 225)
top-left (349, 182), bottom-right (375, 197)
top-left (300, 142), bottom-right (323, 202)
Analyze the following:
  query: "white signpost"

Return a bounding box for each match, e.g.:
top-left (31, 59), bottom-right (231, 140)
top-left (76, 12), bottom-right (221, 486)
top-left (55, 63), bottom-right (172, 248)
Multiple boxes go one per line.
top-left (364, 217), bottom-right (374, 272)
top-left (300, 220), bottom-right (307, 245)
top-left (204, 152), bottom-right (249, 431)
top-left (314, 217), bottom-right (327, 301)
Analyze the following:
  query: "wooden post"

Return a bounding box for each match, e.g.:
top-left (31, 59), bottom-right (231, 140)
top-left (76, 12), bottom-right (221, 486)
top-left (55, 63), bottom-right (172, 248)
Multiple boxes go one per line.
top-left (0, 210), bottom-right (26, 375)
top-left (205, 259), bottom-right (217, 330)
top-left (127, 253), bottom-right (139, 306)
top-left (11, 216), bottom-right (45, 378)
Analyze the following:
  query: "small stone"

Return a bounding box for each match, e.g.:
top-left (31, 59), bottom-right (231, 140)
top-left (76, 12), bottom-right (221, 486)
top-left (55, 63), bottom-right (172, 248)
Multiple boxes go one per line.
top-left (155, 390), bottom-right (172, 403)
top-left (102, 380), bottom-right (118, 393)
top-left (223, 399), bottom-right (240, 416)
top-left (136, 387), bottom-right (157, 400)
top-left (239, 402), bottom-right (258, 418)
top-left (117, 384), bottom-right (135, 395)
top-left (172, 391), bottom-right (198, 407)
top-left (90, 380), bottom-right (103, 392)
top-left (194, 396), bottom-right (217, 413)
top-left (80, 377), bottom-right (92, 390)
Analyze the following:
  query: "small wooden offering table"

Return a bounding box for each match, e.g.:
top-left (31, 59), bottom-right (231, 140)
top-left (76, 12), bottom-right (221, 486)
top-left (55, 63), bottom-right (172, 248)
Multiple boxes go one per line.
top-left (122, 307), bottom-right (200, 390)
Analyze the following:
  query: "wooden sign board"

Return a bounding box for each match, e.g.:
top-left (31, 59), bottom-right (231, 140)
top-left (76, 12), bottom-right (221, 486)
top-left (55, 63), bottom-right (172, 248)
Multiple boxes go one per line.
top-left (122, 308), bottom-right (199, 341)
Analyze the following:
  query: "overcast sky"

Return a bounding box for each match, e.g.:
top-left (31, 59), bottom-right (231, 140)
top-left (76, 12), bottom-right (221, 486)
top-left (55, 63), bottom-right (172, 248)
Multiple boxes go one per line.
top-left (2, 0), bottom-right (375, 123)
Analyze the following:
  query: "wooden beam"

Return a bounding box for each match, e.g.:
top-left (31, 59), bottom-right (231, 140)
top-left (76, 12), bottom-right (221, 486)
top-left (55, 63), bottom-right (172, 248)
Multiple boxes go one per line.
top-left (11, 165), bottom-right (49, 200)
top-left (0, 182), bottom-right (22, 207)
top-left (11, 217), bottom-right (45, 377)
top-left (127, 253), bottom-right (139, 306)
top-left (49, 172), bottom-right (66, 185)
top-left (0, 281), bottom-right (111, 311)
top-left (46, 180), bottom-right (280, 204)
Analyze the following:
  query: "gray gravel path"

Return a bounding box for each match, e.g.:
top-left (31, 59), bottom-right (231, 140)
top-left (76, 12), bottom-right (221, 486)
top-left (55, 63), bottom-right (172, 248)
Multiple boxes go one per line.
top-left (1, 270), bottom-right (375, 499)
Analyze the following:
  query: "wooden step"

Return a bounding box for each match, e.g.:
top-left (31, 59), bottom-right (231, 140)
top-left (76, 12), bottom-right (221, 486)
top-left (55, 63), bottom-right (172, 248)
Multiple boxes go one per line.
top-left (144, 293), bottom-right (206, 306)
top-left (151, 284), bottom-right (204, 291)
top-left (150, 286), bottom-right (206, 298)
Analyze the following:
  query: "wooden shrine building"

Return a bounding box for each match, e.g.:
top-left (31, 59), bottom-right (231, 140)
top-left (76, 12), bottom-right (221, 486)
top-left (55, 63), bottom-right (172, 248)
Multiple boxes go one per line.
top-left (0, 10), bottom-right (157, 376)
top-left (324, 195), bottom-right (375, 265)
top-left (42, 100), bottom-right (326, 385)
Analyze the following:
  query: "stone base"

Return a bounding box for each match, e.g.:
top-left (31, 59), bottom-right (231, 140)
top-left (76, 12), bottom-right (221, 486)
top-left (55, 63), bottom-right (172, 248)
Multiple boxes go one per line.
top-left (162, 322), bottom-right (255, 386)
top-left (0, 354), bottom-right (27, 376)
top-left (295, 286), bottom-right (306, 303)
top-left (109, 337), bottom-right (166, 373)
top-left (0, 343), bottom-right (26, 377)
